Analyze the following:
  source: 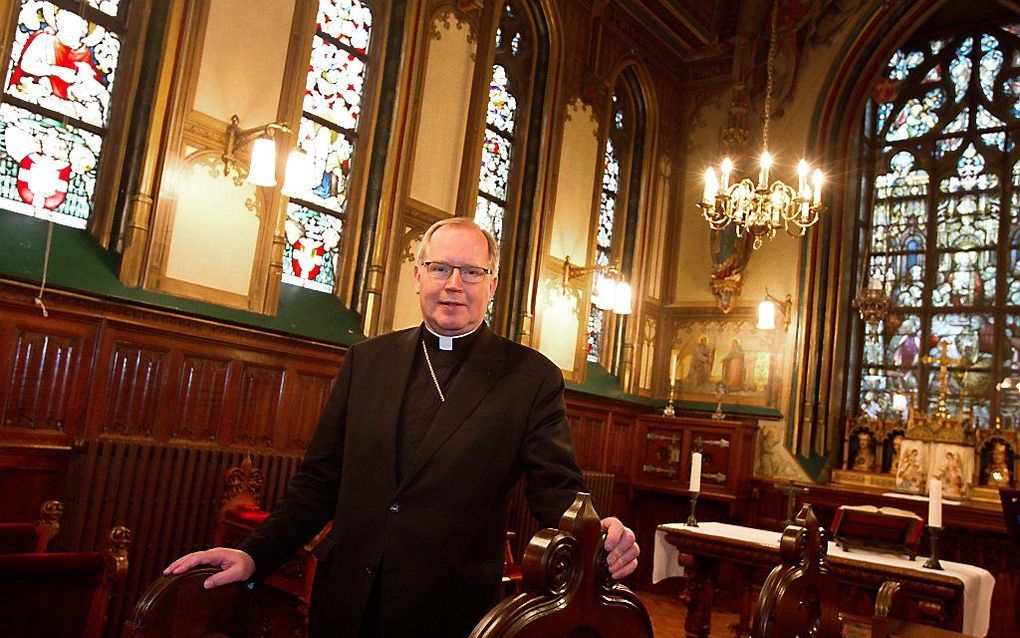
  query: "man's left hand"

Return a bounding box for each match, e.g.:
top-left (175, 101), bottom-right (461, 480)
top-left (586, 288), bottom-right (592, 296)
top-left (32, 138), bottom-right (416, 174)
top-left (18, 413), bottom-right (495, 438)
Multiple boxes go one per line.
top-left (601, 517), bottom-right (639, 579)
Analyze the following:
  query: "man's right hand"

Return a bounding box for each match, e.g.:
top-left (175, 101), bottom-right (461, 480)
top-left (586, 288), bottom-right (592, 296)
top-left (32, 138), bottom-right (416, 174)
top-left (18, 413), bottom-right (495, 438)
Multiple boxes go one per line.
top-left (163, 548), bottom-right (255, 589)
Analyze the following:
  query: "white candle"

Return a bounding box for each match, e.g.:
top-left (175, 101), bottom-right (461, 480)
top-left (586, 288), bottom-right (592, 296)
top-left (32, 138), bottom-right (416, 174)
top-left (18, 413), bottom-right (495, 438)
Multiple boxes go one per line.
top-left (758, 151), bottom-right (772, 188)
top-left (927, 478), bottom-right (942, 528)
top-left (812, 169), bottom-right (824, 205)
top-left (703, 168), bottom-right (718, 204)
top-left (796, 159), bottom-right (809, 198)
top-left (690, 452), bottom-right (702, 493)
top-left (720, 157), bottom-right (733, 192)
top-left (669, 352), bottom-right (678, 386)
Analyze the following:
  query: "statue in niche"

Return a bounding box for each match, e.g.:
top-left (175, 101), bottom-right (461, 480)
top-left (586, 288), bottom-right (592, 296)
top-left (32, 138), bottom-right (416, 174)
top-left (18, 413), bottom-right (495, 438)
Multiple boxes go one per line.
top-left (982, 439), bottom-right (1014, 487)
top-left (852, 428), bottom-right (877, 473)
top-left (883, 431), bottom-right (905, 474)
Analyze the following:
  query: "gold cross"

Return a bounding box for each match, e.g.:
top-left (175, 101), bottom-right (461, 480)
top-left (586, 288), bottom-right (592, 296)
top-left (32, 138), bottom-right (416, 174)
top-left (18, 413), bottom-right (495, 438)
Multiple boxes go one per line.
top-left (921, 340), bottom-right (965, 418)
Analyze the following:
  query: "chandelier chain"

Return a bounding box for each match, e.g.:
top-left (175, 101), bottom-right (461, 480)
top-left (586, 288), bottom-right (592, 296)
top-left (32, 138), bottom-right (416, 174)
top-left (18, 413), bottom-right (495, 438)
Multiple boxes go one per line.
top-left (763, 0), bottom-right (778, 152)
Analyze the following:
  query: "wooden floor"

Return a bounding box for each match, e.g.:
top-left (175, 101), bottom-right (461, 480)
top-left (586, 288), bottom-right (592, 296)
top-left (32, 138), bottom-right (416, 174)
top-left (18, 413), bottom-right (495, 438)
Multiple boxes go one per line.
top-left (638, 589), bottom-right (741, 637)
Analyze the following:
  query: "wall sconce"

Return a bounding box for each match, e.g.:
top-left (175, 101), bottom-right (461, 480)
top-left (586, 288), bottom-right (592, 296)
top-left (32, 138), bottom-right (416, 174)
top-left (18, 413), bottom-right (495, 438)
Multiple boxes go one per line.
top-left (221, 114), bottom-right (300, 187)
top-left (757, 289), bottom-right (792, 331)
top-left (562, 255), bottom-right (632, 315)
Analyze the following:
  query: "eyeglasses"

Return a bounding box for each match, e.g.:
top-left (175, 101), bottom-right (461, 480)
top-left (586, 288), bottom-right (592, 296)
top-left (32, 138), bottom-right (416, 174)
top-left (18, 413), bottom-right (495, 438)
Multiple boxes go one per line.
top-left (421, 261), bottom-right (492, 284)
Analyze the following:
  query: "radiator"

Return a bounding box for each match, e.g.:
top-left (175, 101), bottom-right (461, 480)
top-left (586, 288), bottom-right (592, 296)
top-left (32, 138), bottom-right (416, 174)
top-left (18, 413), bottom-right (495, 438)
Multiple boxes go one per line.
top-left (60, 439), bottom-right (302, 637)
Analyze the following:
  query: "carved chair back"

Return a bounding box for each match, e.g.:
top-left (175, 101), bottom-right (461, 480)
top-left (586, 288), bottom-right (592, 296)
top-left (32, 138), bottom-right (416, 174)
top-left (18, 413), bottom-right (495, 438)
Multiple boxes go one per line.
top-left (470, 492), bottom-right (653, 638)
top-left (750, 505), bottom-right (841, 638)
top-left (122, 566), bottom-right (255, 638)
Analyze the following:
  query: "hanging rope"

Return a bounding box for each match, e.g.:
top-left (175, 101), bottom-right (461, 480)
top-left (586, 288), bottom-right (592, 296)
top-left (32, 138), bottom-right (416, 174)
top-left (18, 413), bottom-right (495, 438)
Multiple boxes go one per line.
top-left (34, 221), bottom-right (53, 318)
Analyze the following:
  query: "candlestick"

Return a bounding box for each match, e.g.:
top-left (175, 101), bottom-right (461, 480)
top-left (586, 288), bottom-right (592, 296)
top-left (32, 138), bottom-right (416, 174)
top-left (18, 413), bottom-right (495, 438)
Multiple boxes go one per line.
top-left (686, 493), bottom-right (699, 527)
top-left (690, 452), bottom-right (702, 493)
top-left (923, 525), bottom-right (943, 570)
top-left (927, 478), bottom-right (942, 528)
top-left (663, 379), bottom-right (676, 417)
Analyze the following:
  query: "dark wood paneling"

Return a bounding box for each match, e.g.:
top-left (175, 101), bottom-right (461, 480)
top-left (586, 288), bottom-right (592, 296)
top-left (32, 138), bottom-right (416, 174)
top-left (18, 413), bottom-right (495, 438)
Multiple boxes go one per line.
top-left (233, 365), bottom-right (285, 448)
top-left (1, 316), bottom-right (94, 441)
top-left (170, 355), bottom-right (230, 443)
top-left (101, 341), bottom-right (170, 437)
top-left (286, 372), bottom-right (334, 450)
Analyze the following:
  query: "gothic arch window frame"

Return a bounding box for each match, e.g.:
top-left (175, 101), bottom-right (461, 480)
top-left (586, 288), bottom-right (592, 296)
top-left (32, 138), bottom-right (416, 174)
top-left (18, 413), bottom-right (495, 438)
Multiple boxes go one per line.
top-left (278, 0), bottom-right (386, 302)
top-left (469, 0), bottom-right (550, 337)
top-left (792, 1), bottom-right (1020, 474)
top-left (585, 64), bottom-right (647, 374)
top-left (850, 16), bottom-right (1020, 431)
top-left (0, 0), bottom-right (147, 241)
top-left (138, 0), bottom-right (389, 313)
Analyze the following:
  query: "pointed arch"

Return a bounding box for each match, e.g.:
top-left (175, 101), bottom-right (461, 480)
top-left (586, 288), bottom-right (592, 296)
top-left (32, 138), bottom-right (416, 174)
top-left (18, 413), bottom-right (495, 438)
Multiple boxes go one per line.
top-left (797, 0), bottom-right (1020, 463)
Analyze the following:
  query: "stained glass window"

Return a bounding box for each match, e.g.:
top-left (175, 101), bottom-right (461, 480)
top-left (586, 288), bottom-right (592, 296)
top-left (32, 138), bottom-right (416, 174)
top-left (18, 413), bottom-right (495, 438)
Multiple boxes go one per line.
top-left (474, 0), bottom-right (537, 326)
top-left (857, 22), bottom-right (1020, 428)
top-left (587, 80), bottom-right (640, 365)
top-left (1, 1), bottom-right (128, 227)
top-left (282, 0), bottom-right (373, 292)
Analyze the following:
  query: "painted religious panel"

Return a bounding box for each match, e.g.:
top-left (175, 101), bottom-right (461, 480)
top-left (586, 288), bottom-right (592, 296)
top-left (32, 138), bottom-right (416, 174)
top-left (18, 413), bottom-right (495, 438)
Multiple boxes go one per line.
top-left (670, 310), bottom-right (781, 408)
top-left (930, 442), bottom-right (974, 499)
top-left (894, 439), bottom-right (928, 494)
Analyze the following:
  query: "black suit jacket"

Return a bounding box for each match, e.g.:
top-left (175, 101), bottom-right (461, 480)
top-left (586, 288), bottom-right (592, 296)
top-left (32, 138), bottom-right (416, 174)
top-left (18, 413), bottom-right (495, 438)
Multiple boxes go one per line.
top-left (239, 325), bottom-right (585, 637)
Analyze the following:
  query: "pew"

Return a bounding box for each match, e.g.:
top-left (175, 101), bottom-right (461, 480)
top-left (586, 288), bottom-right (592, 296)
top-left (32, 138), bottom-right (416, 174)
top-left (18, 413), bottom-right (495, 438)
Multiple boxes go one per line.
top-left (470, 492), bottom-right (653, 638)
top-left (0, 499), bottom-right (62, 554)
top-left (0, 525), bottom-right (130, 638)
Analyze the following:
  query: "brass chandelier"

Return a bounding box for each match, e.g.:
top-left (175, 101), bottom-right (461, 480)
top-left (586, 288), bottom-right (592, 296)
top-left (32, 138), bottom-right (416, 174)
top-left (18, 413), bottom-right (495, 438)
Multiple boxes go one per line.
top-left (698, 1), bottom-right (825, 249)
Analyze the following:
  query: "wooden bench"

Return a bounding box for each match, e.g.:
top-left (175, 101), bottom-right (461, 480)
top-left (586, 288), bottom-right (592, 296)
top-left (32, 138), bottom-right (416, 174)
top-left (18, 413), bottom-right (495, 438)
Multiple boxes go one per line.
top-left (0, 499), bottom-right (62, 554)
top-left (0, 525), bottom-right (130, 638)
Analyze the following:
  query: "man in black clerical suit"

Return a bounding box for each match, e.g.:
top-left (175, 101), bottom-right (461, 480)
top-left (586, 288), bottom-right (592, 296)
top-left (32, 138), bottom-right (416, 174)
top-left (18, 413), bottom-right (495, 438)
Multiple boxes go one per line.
top-left (165, 217), bottom-right (639, 637)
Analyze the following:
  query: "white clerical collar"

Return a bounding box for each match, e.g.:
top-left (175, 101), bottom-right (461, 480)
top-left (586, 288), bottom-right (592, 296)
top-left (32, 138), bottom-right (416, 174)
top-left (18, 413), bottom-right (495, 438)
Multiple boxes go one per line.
top-left (423, 323), bottom-right (481, 351)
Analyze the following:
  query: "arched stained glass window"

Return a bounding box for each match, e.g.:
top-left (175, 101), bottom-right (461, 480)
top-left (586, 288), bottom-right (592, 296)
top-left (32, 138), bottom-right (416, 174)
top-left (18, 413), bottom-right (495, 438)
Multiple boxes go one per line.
top-left (856, 21), bottom-right (1020, 428)
top-left (473, 0), bottom-right (540, 329)
top-left (282, 0), bottom-right (373, 293)
top-left (0, 1), bottom-right (129, 228)
top-left (587, 76), bottom-right (643, 365)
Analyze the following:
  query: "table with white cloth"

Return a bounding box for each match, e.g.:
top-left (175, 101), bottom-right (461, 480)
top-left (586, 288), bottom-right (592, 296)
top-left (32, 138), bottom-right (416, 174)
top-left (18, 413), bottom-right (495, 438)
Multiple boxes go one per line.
top-left (653, 521), bottom-right (994, 638)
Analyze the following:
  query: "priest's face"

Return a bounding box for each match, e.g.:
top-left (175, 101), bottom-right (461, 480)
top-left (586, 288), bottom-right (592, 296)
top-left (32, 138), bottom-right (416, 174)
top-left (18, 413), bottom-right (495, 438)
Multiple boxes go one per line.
top-left (414, 225), bottom-right (498, 335)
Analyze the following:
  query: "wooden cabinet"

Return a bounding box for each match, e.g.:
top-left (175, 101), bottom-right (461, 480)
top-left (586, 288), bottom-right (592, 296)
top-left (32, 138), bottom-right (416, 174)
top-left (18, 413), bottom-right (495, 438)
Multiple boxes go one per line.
top-left (632, 414), bottom-right (758, 500)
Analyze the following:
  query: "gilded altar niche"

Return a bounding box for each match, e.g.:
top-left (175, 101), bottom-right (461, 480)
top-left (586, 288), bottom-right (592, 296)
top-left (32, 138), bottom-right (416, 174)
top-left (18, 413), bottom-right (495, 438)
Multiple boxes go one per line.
top-left (835, 341), bottom-right (1018, 502)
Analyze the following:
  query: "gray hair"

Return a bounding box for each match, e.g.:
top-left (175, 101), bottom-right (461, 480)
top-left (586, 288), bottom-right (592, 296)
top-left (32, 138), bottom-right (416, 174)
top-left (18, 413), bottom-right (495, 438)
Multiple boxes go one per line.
top-left (415, 217), bottom-right (500, 278)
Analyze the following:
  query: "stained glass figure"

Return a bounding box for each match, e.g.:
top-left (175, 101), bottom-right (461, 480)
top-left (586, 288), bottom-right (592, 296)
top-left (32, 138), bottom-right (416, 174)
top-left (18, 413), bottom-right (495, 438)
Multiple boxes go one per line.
top-left (283, 0), bottom-right (373, 292)
top-left (282, 204), bottom-right (343, 292)
top-left (886, 89), bottom-right (944, 141)
top-left (0, 102), bottom-right (100, 227)
top-left (859, 23), bottom-right (1020, 427)
top-left (0, 1), bottom-right (126, 228)
top-left (5, 2), bottom-right (121, 129)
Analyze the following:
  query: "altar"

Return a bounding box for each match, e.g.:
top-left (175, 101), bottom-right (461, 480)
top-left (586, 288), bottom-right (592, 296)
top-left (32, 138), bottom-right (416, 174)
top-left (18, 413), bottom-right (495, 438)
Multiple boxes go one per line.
top-left (653, 521), bottom-right (994, 637)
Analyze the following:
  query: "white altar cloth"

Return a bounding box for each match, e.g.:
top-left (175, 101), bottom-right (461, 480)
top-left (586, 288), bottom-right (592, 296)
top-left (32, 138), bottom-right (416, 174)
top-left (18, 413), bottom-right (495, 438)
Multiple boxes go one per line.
top-left (653, 521), bottom-right (994, 637)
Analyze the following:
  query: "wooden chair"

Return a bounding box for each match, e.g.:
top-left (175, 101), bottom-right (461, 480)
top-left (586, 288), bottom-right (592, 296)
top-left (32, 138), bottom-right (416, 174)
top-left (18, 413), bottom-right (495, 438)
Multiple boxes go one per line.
top-left (503, 470), bottom-right (616, 594)
top-left (213, 456), bottom-right (329, 637)
top-left (0, 499), bottom-right (62, 554)
top-left (0, 525), bottom-right (130, 638)
top-left (470, 492), bottom-right (653, 638)
top-left (750, 505), bottom-right (841, 638)
top-left (122, 566), bottom-right (255, 638)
